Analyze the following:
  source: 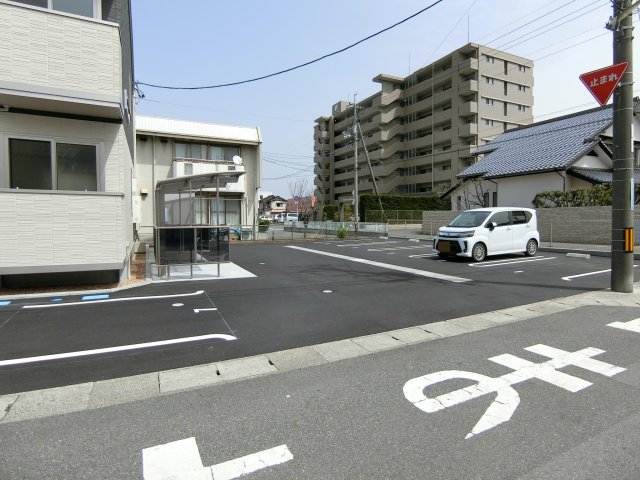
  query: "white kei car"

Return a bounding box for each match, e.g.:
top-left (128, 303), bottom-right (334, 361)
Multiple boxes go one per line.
top-left (433, 207), bottom-right (540, 262)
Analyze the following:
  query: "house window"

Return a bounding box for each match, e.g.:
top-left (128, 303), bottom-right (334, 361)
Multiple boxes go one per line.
top-left (13, 0), bottom-right (100, 19)
top-left (9, 138), bottom-right (97, 191)
top-left (492, 191), bottom-right (497, 206)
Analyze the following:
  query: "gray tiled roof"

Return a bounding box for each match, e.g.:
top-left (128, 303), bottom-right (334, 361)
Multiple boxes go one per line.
top-left (459, 106), bottom-right (613, 179)
top-left (570, 167), bottom-right (640, 184)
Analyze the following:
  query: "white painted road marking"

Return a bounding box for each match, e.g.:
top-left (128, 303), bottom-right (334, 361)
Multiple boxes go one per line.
top-left (403, 344), bottom-right (624, 439)
top-left (23, 290), bottom-right (205, 309)
top-left (142, 437), bottom-right (293, 480)
top-left (608, 318), bottom-right (640, 333)
top-left (0, 334), bottom-right (236, 367)
top-left (562, 269), bottom-right (611, 281)
top-left (469, 257), bottom-right (555, 268)
top-left (368, 245), bottom-right (428, 252)
top-left (563, 264), bottom-right (638, 281)
top-left (337, 241), bottom-right (399, 247)
top-left (194, 308), bottom-right (218, 313)
top-left (286, 246), bottom-right (471, 283)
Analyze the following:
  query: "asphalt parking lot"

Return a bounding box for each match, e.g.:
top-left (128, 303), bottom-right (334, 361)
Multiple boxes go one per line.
top-left (0, 238), bottom-right (634, 394)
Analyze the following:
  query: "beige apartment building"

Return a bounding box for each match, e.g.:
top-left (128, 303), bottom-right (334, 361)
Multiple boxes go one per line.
top-left (313, 43), bottom-right (534, 212)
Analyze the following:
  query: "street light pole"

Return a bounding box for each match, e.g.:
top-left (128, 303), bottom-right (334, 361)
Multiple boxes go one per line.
top-left (610, 0), bottom-right (635, 292)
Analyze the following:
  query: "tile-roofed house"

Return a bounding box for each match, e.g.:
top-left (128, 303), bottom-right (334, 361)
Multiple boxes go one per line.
top-left (446, 103), bottom-right (640, 211)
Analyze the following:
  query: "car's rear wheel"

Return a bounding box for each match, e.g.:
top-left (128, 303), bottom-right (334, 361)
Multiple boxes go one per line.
top-left (472, 243), bottom-right (487, 262)
top-left (525, 238), bottom-right (538, 257)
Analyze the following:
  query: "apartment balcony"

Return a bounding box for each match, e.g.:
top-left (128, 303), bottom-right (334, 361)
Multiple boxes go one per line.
top-left (0, 190), bottom-right (126, 273)
top-left (459, 79), bottom-right (479, 95)
top-left (458, 143), bottom-right (478, 158)
top-left (380, 89), bottom-right (403, 106)
top-left (334, 184), bottom-right (353, 195)
top-left (405, 90), bottom-right (453, 116)
top-left (0, 2), bottom-right (124, 119)
top-left (314, 129), bottom-right (329, 140)
top-left (410, 109), bottom-right (453, 132)
top-left (459, 100), bottom-right (478, 116)
top-left (379, 104), bottom-right (404, 123)
top-left (314, 163), bottom-right (330, 176)
top-left (379, 122), bottom-right (404, 142)
top-left (459, 57), bottom-right (479, 75)
top-left (334, 170), bottom-right (354, 182)
top-left (458, 122), bottom-right (478, 137)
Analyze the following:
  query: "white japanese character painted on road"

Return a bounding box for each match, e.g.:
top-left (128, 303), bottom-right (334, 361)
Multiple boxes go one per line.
top-left (608, 318), bottom-right (640, 333)
top-left (403, 344), bottom-right (625, 439)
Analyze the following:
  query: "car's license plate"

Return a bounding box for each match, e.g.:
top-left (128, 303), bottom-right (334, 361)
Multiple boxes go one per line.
top-left (438, 240), bottom-right (451, 253)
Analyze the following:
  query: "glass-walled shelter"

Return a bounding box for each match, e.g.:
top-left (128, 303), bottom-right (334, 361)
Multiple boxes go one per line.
top-left (154, 172), bottom-right (245, 270)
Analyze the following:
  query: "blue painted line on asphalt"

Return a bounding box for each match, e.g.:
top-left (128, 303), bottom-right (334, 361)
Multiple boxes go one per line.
top-left (0, 301), bottom-right (10, 306)
top-left (50, 298), bottom-right (63, 302)
top-left (81, 294), bottom-right (110, 301)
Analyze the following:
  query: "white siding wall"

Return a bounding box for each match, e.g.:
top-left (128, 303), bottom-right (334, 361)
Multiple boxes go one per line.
top-left (0, 2), bottom-right (121, 97)
top-left (0, 113), bottom-right (131, 271)
top-left (0, 191), bottom-right (124, 268)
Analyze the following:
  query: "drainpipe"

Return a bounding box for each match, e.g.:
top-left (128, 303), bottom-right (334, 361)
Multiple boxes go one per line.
top-left (554, 170), bottom-right (566, 191)
top-left (487, 178), bottom-right (498, 206)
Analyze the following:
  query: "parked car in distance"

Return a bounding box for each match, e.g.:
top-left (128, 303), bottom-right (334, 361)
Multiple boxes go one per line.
top-left (283, 212), bottom-right (299, 223)
top-left (433, 207), bottom-right (540, 262)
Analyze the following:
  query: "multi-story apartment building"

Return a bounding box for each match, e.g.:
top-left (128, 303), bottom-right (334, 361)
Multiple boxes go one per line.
top-left (0, 0), bottom-right (135, 288)
top-left (314, 43), bottom-right (534, 213)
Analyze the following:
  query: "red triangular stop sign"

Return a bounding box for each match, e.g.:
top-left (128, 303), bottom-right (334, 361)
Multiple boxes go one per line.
top-left (579, 62), bottom-right (629, 106)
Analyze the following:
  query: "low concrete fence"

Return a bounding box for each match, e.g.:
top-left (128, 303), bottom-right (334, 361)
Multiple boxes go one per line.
top-left (422, 206), bottom-right (640, 246)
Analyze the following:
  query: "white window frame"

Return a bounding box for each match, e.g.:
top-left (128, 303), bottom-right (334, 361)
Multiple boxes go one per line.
top-left (5, 135), bottom-right (102, 191)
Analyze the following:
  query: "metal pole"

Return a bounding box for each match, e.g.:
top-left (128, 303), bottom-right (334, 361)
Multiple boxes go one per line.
top-left (353, 94), bottom-right (359, 224)
top-left (610, 0), bottom-right (635, 292)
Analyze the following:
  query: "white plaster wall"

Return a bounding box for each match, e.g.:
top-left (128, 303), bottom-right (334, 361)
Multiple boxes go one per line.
top-left (496, 173), bottom-right (565, 207)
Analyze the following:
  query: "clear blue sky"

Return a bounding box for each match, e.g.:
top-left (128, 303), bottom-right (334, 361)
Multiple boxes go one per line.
top-left (131, 0), bottom-right (639, 198)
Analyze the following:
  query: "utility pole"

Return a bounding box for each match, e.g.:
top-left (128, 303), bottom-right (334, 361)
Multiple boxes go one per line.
top-left (352, 94), bottom-right (359, 223)
top-left (608, 0), bottom-right (636, 292)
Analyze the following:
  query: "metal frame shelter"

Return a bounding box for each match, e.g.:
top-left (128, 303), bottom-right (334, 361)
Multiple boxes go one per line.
top-left (154, 171), bottom-right (246, 278)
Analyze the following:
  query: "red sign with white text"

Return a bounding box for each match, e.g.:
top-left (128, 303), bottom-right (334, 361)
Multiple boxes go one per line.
top-left (579, 62), bottom-right (629, 106)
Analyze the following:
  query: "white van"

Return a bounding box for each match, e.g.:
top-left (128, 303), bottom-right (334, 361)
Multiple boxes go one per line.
top-left (284, 212), bottom-right (299, 223)
top-left (433, 207), bottom-right (540, 262)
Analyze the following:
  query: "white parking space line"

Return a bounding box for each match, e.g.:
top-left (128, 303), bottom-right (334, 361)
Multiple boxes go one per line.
top-left (469, 257), bottom-right (556, 268)
top-left (337, 241), bottom-right (400, 247)
top-left (0, 334), bottom-right (237, 367)
top-left (23, 290), bottom-right (205, 309)
top-left (286, 246), bottom-right (471, 283)
top-left (368, 245), bottom-right (429, 252)
top-left (562, 265), bottom-right (637, 281)
top-left (409, 253), bottom-right (439, 258)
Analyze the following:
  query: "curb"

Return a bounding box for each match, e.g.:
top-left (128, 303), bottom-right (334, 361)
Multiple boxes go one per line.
top-left (2, 285), bottom-right (640, 424)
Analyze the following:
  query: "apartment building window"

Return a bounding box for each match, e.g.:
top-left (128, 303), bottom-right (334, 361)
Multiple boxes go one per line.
top-left (485, 77), bottom-right (494, 85)
top-left (14, 0), bottom-right (100, 19)
top-left (442, 164), bottom-right (451, 171)
top-left (518, 85), bottom-right (527, 92)
top-left (485, 55), bottom-right (495, 64)
top-left (175, 142), bottom-right (240, 162)
top-left (517, 105), bottom-right (527, 112)
top-left (9, 138), bottom-right (97, 191)
top-left (485, 119), bottom-right (494, 126)
top-left (518, 65), bottom-right (527, 72)
top-left (485, 98), bottom-right (494, 106)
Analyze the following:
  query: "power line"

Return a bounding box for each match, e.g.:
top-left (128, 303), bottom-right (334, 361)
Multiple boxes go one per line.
top-left (137, 0), bottom-right (445, 90)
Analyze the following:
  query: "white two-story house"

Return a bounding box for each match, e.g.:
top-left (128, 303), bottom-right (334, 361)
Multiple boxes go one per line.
top-left (0, 0), bottom-right (135, 288)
